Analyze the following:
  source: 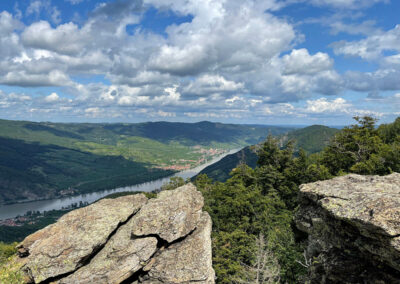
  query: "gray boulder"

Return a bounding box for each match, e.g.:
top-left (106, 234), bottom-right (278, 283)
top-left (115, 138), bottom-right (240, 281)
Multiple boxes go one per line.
top-left (296, 173), bottom-right (400, 283)
top-left (17, 194), bottom-right (148, 283)
top-left (17, 184), bottom-right (215, 284)
top-left (131, 183), bottom-right (204, 243)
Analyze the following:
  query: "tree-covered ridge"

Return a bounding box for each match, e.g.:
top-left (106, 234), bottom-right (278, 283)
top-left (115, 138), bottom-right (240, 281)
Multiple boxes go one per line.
top-left (194, 146), bottom-right (259, 182)
top-left (0, 119), bottom-right (292, 148)
top-left (280, 125), bottom-right (339, 154)
top-left (320, 116), bottom-right (400, 175)
top-left (195, 124), bottom-right (338, 183)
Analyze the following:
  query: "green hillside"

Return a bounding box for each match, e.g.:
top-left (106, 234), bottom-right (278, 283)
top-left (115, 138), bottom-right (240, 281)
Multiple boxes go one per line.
top-left (0, 119), bottom-right (292, 204)
top-left (196, 125), bottom-right (338, 182)
top-left (194, 146), bottom-right (259, 182)
top-left (281, 125), bottom-right (339, 153)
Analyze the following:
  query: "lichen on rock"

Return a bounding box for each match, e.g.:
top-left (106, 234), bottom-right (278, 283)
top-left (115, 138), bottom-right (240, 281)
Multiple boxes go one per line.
top-left (15, 183), bottom-right (215, 284)
top-left (296, 173), bottom-right (400, 283)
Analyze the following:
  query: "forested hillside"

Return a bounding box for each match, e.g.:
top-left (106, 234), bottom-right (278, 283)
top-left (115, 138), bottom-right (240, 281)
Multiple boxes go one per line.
top-left (196, 124), bottom-right (338, 182)
top-left (280, 125), bottom-right (339, 153)
top-left (0, 119), bottom-right (291, 204)
top-left (194, 146), bottom-right (259, 182)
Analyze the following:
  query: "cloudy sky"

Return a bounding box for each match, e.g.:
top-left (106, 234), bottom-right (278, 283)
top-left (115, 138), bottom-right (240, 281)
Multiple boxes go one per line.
top-left (0, 0), bottom-right (399, 125)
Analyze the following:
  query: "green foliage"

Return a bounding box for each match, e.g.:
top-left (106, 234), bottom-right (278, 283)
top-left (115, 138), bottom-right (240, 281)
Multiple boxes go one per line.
top-left (193, 122), bottom-right (360, 283)
top-left (378, 117), bottom-right (400, 143)
top-left (0, 242), bottom-right (24, 284)
top-left (195, 137), bottom-right (309, 283)
top-left (196, 124), bottom-right (338, 184)
top-left (101, 191), bottom-right (157, 200)
top-left (0, 259), bottom-right (24, 284)
top-left (195, 146), bottom-right (259, 182)
top-left (0, 242), bottom-right (17, 265)
top-left (282, 125), bottom-right (339, 154)
top-left (320, 116), bottom-right (400, 175)
top-left (160, 176), bottom-right (186, 191)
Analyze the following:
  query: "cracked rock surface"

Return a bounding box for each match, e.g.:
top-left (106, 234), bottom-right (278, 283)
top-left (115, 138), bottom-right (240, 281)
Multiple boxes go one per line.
top-left (131, 183), bottom-right (204, 243)
top-left (296, 173), bottom-right (400, 283)
top-left (16, 183), bottom-right (215, 284)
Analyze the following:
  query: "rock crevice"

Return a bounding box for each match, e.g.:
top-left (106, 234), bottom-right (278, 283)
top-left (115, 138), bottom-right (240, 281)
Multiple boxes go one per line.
top-left (16, 183), bottom-right (215, 284)
top-left (296, 173), bottom-right (400, 283)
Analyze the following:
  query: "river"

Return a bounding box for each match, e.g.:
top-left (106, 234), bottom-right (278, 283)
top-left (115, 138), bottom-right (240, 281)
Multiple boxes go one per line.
top-left (0, 148), bottom-right (239, 220)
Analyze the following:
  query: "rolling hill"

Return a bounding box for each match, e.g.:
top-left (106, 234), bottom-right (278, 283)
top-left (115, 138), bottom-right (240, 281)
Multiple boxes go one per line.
top-left (280, 125), bottom-right (339, 154)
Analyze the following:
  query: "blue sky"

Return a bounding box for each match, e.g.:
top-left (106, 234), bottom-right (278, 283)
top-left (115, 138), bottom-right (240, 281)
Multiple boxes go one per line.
top-left (0, 0), bottom-right (399, 125)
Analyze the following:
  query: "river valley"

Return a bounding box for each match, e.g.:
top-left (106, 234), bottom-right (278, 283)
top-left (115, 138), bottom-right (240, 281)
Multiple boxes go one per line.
top-left (0, 149), bottom-right (239, 220)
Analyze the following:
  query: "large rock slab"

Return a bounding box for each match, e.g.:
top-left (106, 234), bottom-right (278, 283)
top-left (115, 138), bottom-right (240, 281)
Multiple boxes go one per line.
top-left (296, 173), bottom-right (400, 283)
top-left (131, 183), bottom-right (204, 242)
top-left (16, 183), bottom-right (215, 284)
top-left (17, 194), bottom-right (148, 283)
top-left (144, 212), bottom-right (215, 284)
top-left (58, 217), bottom-right (158, 284)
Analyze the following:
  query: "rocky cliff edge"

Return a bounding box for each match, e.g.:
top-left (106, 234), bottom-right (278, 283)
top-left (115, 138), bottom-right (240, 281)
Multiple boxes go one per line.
top-left (296, 173), bottom-right (400, 283)
top-left (15, 183), bottom-right (215, 284)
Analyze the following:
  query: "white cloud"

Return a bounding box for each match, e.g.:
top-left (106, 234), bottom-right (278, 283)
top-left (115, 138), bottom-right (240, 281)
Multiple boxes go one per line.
top-left (26, 0), bottom-right (62, 24)
top-left (0, 70), bottom-right (72, 87)
top-left (282, 49), bottom-right (333, 75)
top-left (44, 92), bottom-right (59, 102)
top-left (22, 21), bottom-right (85, 55)
top-left (332, 25), bottom-right (400, 61)
top-left (345, 69), bottom-right (400, 92)
top-left (183, 75), bottom-right (244, 96)
top-left (305, 97), bottom-right (351, 113)
top-left (84, 107), bottom-right (101, 117)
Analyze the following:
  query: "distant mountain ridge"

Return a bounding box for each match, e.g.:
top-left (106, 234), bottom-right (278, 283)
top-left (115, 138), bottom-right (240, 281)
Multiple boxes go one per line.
top-left (0, 119), bottom-right (293, 204)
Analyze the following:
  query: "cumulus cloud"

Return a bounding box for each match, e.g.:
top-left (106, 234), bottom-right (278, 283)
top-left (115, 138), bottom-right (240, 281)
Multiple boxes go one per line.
top-left (44, 92), bottom-right (59, 102)
top-left (183, 75), bottom-right (244, 97)
top-left (0, 70), bottom-right (72, 87)
top-left (305, 97), bottom-right (350, 113)
top-left (282, 49), bottom-right (333, 75)
top-left (22, 21), bottom-right (85, 55)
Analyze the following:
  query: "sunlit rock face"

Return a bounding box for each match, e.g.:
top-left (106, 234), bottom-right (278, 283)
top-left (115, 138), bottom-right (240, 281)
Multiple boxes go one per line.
top-left (296, 173), bottom-right (400, 283)
top-left (16, 183), bottom-right (215, 284)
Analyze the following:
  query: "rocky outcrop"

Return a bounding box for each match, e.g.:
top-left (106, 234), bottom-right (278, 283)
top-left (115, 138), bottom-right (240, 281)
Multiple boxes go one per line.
top-left (295, 173), bottom-right (400, 283)
top-left (16, 183), bottom-right (215, 284)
